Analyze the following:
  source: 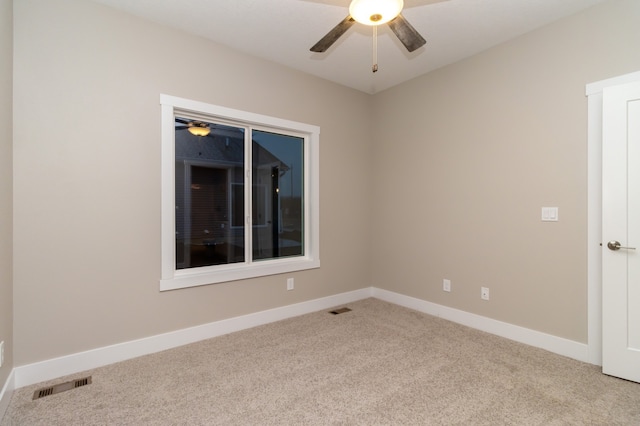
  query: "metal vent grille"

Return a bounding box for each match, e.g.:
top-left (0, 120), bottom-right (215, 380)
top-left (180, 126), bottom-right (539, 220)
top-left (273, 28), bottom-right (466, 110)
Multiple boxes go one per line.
top-left (33, 376), bottom-right (92, 400)
top-left (329, 307), bottom-right (352, 315)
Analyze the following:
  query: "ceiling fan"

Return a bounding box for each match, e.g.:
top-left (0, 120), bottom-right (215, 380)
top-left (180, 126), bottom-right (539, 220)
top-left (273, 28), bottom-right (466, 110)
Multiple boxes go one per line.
top-left (175, 118), bottom-right (211, 137)
top-left (310, 0), bottom-right (426, 70)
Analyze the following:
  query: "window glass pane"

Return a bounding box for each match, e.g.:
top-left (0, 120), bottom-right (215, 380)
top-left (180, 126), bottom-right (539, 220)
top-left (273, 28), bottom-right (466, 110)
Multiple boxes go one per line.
top-left (252, 130), bottom-right (304, 261)
top-left (175, 117), bottom-right (245, 269)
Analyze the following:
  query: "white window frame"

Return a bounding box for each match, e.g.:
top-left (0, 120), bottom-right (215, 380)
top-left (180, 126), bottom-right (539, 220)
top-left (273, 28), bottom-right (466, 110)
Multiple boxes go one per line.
top-left (160, 94), bottom-right (320, 291)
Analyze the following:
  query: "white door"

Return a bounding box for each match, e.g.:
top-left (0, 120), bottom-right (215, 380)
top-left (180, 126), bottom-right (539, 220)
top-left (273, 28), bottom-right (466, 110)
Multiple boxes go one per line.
top-left (602, 81), bottom-right (640, 382)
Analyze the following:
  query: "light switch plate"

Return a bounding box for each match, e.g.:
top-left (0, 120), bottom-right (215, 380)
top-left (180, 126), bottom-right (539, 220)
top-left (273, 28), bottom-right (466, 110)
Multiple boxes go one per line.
top-left (541, 207), bottom-right (558, 222)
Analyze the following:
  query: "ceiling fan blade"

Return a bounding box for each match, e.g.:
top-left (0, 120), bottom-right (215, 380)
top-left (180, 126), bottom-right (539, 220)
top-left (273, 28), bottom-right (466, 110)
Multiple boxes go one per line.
top-left (175, 126), bottom-right (189, 130)
top-left (387, 14), bottom-right (426, 53)
top-left (310, 16), bottom-right (356, 53)
top-left (175, 118), bottom-right (190, 124)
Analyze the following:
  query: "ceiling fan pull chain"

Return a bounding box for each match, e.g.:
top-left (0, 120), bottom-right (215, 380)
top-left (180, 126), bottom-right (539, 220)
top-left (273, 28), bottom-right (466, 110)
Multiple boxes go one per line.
top-left (372, 25), bottom-right (378, 73)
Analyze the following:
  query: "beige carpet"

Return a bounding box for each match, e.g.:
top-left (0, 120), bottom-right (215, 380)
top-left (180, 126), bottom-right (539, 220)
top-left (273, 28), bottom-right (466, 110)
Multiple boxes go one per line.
top-left (2, 298), bottom-right (640, 425)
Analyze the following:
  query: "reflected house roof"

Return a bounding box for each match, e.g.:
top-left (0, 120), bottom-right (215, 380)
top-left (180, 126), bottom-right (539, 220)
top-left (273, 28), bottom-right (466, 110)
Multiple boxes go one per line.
top-left (175, 121), bottom-right (289, 172)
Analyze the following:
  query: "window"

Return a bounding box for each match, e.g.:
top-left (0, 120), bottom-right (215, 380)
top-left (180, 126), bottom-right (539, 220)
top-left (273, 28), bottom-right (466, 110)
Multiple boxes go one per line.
top-left (160, 95), bottom-right (320, 290)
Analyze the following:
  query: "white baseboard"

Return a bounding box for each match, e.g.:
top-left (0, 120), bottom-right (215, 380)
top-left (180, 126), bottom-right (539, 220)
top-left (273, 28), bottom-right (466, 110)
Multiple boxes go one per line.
top-left (12, 286), bottom-right (589, 390)
top-left (0, 369), bottom-right (15, 421)
top-left (372, 288), bottom-right (590, 363)
top-left (13, 288), bottom-right (373, 388)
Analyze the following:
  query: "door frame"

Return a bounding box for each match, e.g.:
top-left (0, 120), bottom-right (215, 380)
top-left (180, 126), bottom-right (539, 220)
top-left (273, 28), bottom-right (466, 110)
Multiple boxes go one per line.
top-left (586, 70), bottom-right (640, 366)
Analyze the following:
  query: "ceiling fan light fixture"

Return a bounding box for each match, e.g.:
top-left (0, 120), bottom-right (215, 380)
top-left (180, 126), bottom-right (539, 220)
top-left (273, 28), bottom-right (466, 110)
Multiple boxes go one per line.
top-left (187, 124), bottom-right (210, 137)
top-left (349, 0), bottom-right (403, 26)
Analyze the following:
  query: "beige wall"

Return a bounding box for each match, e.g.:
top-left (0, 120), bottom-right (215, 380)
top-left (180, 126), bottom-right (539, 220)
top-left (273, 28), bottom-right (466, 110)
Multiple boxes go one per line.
top-left (0, 0), bottom-right (13, 384)
top-left (10, 0), bottom-right (640, 368)
top-left (371, 0), bottom-right (640, 342)
top-left (12, 0), bottom-right (372, 365)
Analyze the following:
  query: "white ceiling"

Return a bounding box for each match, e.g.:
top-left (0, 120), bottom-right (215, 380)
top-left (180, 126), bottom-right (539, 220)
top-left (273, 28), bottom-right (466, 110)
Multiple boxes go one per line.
top-left (88, 0), bottom-right (607, 94)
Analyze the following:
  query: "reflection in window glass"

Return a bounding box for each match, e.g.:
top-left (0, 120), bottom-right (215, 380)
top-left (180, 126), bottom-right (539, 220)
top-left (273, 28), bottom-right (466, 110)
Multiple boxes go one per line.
top-left (175, 118), bottom-right (245, 269)
top-left (252, 130), bottom-right (304, 261)
top-left (174, 120), bottom-right (304, 270)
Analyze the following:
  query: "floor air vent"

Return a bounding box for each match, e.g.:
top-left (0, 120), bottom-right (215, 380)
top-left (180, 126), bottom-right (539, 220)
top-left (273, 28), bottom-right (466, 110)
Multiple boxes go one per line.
top-left (329, 307), bottom-right (352, 315)
top-left (33, 376), bottom-right (92, 400)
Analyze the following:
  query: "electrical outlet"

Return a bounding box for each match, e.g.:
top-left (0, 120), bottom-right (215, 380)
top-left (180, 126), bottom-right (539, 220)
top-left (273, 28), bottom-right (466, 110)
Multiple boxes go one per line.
top-left (287, 278), bottom-right (294, 291)
top-left (481, 287), bottom-right (490, 300)
top-left (443, 279), bottom-right (451, 292)
top-left (0, 341), bottom-right (4, 367)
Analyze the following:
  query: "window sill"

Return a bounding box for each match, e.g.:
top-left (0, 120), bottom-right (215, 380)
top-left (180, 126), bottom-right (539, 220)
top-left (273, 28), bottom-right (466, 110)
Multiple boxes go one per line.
top-left (160, 257), bottom-right (320, 291)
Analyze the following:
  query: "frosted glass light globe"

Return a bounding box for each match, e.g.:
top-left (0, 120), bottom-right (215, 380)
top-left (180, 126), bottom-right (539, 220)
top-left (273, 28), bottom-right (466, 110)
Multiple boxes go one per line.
top-left (349, 0), bottom-right (404, 26)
